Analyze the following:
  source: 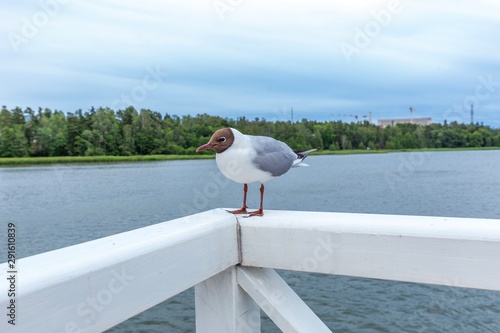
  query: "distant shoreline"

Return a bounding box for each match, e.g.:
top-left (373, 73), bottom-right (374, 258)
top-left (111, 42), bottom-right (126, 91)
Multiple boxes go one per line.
top-left (0, 147), bottom-right (498, 167)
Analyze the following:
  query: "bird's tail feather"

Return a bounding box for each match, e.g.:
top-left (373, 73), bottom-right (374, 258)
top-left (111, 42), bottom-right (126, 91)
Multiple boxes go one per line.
top-left (292, 148), bottom-right (317, 167)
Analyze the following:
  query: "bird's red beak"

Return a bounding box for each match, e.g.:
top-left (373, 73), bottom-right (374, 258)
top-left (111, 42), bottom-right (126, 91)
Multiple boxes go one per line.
top-left (196, 143), bottom-right (214, 152)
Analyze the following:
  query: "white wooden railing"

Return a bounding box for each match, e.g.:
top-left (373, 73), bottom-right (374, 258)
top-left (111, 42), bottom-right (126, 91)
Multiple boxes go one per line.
top-left (2, 209), bottom-right (500, 332)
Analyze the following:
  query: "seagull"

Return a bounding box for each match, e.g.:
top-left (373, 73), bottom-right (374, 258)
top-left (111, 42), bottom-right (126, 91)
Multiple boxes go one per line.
top-left (196, 127), bottom-right (316, 217)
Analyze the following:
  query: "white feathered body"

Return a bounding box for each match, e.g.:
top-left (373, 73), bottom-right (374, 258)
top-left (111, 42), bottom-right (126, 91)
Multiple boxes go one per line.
top-left (216, 129), bottom-right (275, 184)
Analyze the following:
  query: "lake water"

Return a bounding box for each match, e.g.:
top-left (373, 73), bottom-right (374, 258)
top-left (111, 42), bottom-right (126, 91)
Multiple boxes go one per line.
top-left (1, 150), bottom-right (500, 332)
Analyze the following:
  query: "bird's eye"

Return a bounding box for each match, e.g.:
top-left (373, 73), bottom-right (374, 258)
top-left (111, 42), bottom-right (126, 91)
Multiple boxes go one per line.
top-left (218, 137), bottom-right (226, 143)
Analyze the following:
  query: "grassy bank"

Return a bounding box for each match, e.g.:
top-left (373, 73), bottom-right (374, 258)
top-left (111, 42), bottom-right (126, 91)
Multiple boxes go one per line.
top-left (317, 146), bottom-right (500, 155)
top-left (310, 147), bottom-right (500, 155)
top-left (313, 149), bottom-right (389, 155)
top-left (385, 146), bottom-right (500, 153)
top-left (0, 147), bottom-right (498, 167)
top-left (0, 154), bottom-right (214, 167)
top-left (0, 150), bottom-right (386, 166)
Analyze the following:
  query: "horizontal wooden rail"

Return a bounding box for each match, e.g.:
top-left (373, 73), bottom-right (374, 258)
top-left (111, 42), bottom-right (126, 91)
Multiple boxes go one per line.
top-left (0, 210), bottom-right (238, 333)
top-left (239, 210), bottom-right (500, 291)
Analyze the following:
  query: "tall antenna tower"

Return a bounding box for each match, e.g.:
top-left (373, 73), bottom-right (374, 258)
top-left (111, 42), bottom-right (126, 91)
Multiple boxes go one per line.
top-left (470, 103), bottom-right (474, 124)
top-left (409, 106), bottom-right (413, 124)
top-left (291, 107), bottom-right (294, 124)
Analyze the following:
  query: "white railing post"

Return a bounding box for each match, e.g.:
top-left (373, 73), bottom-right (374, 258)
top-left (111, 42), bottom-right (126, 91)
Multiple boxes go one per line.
top-left (195, 267), bottom-right (261, 333)
top-left (237, 267), bottom-right (331, 333)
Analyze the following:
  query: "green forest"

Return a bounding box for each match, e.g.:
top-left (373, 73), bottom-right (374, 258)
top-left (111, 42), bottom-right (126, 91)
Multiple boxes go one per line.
top-left (0, 106), bottom-right (499, 158)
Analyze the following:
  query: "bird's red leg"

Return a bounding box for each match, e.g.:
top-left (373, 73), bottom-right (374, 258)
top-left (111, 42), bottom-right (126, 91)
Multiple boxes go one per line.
top-left (249, 184), bottom-right (264, 217)
top-left (228, 183), bottom-right (248, 214)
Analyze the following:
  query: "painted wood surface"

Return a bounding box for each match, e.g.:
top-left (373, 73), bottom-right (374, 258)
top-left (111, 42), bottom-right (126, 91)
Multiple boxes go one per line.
top-left (0, 209), bottom-right (238, 333)
top-left (195, 267), bottom-right (260, 333)
top-left (239, 210), bottom-right (500, 291)
top-left (237, 267), bottom-right (332, 333)
top-left (2, 208), bottom-right (499, 333)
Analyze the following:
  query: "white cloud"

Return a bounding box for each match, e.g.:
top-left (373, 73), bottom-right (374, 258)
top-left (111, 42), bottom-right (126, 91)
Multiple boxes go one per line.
top-left (1, 0), bottom-right (499, 126)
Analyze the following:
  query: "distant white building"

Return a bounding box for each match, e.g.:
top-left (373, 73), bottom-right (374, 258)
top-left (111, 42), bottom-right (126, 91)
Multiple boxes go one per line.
top-left (378, 117), bottom-right (432, 128)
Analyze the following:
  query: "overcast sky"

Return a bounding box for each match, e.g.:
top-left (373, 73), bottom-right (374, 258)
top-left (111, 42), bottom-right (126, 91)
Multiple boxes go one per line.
top-left (2, 0), bottom-right (500, 126)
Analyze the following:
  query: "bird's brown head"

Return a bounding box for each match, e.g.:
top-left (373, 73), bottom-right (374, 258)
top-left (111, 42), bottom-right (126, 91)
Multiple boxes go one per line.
top-left (196, 127), bottom-right (234, 154)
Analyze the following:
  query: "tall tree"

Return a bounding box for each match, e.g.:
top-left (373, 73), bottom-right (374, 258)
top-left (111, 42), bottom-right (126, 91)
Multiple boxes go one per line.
top-left (87, 108), bottom-right (121, 155)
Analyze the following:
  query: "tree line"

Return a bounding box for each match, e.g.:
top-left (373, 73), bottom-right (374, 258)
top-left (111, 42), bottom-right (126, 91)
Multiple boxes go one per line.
top-left (0, 106), bottom-right (499, 157)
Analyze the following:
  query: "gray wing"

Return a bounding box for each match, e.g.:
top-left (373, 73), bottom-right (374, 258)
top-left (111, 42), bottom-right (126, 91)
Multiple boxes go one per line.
top-left (249, 136), bottom-right (296, 177)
